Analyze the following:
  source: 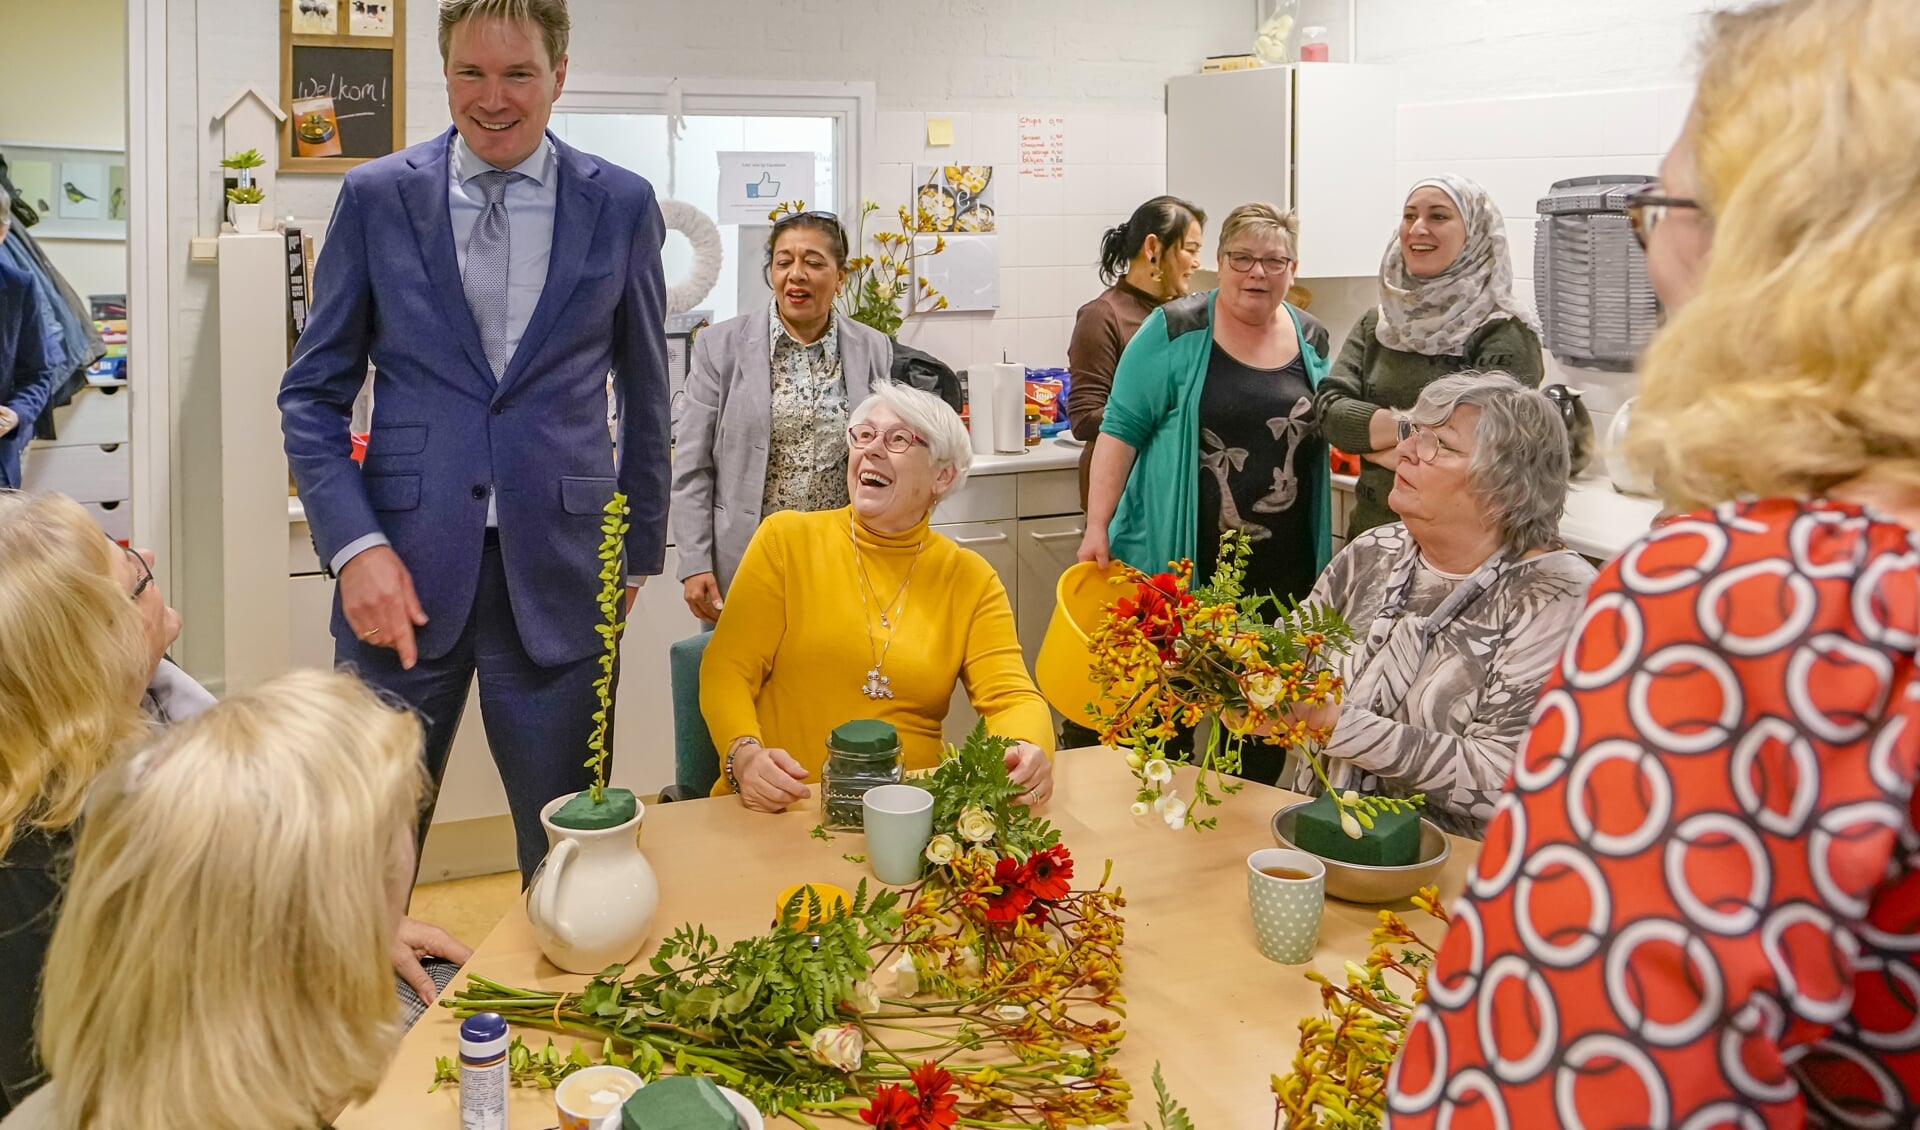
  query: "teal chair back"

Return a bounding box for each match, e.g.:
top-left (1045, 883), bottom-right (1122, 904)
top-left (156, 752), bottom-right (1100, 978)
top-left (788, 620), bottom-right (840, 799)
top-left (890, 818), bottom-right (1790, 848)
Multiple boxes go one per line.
top-left (669, 632), bottom-right (721, 799)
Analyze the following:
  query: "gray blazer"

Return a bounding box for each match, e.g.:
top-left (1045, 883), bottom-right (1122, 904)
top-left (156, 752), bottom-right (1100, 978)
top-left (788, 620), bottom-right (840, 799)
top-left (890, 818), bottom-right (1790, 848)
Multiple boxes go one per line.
top-left (670, 311), bottom-right (894, 590)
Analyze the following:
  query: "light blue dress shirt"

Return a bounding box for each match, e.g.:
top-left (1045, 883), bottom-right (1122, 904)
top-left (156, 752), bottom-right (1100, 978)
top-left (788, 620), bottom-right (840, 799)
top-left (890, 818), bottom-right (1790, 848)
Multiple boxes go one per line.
top-left (331, 132), bottom-right (558, 574)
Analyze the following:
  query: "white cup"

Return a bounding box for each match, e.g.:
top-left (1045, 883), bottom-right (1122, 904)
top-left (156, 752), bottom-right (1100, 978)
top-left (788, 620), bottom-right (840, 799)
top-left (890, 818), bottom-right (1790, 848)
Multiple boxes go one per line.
top-left (556, 1065), bottom-right (644, 1130)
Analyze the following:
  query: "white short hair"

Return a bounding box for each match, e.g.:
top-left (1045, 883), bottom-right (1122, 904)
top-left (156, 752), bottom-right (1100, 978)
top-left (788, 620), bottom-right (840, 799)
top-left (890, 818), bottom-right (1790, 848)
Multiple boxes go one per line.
top-left (850, 381), bottom-right (973, 501)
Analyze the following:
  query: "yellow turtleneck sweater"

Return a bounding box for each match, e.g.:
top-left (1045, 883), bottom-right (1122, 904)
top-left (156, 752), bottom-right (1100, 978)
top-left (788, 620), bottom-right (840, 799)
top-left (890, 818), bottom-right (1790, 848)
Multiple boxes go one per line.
top-left (703, 506), bottom-right (1054, 793)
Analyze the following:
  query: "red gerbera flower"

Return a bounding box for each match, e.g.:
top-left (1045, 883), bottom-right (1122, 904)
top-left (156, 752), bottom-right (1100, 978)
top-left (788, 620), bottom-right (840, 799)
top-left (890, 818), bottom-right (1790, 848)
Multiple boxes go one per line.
top-left (861, 1083), bottom-right (921, 1129)
top-left (1024, 844), bottom-right (1074, 902)
top-left (909, 1061), bottom-right (959, 1129)
top-left (983, 854), bottom-right (1035, 924)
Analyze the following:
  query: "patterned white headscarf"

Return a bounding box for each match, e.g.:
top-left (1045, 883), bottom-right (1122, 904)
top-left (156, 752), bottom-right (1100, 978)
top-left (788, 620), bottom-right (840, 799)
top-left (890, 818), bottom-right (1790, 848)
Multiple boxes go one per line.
top-left (1374, 175), bottom-right (1539, 357)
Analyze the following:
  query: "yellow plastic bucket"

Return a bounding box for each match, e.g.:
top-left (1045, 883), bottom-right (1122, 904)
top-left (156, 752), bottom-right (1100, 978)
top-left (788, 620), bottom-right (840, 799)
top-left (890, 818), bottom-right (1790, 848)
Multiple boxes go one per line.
top-left (1035, 560), bottom-right (1127, 723)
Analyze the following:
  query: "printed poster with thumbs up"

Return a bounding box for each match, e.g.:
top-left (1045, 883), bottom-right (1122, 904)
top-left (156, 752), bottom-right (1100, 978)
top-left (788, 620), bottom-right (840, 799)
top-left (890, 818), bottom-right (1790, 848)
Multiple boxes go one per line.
top-left (715, 151), bottom-right (817, 225)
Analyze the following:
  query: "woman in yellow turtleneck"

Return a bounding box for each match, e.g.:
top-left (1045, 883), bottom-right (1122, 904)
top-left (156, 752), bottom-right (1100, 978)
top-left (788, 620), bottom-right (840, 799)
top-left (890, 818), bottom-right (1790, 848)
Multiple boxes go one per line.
top-left (702, 382), bottom-right (1056, 813)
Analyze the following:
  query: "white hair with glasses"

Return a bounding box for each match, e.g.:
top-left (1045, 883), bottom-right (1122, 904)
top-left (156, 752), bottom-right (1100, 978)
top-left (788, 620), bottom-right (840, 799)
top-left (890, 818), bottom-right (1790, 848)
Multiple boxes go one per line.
top-left (1404, 371), bottom-right (1570, 555)
top-left (849, 381), bottom-right (974, 503)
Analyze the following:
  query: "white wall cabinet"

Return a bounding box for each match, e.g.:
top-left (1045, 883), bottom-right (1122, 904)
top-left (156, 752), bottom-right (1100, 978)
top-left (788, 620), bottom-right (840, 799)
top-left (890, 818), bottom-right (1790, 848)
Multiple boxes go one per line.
top-left (1166, 64), bottom-right (1398, 279)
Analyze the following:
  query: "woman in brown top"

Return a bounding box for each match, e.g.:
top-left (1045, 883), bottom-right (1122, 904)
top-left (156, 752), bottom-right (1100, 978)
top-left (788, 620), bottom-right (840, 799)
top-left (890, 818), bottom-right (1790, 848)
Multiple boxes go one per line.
top-left (1065, 196), bottom-right (1206, 506)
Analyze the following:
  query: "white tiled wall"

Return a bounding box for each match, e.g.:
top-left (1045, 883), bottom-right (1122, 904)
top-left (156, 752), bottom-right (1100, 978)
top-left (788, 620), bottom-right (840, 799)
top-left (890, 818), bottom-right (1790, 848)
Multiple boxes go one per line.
top-left (874, 110), bottom-right (1167, 375)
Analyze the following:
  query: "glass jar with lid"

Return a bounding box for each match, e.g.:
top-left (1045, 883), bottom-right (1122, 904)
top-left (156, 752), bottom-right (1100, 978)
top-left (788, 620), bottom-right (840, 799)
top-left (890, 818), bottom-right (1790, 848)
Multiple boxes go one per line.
top-left (821, 719), bottom-right (904, 830)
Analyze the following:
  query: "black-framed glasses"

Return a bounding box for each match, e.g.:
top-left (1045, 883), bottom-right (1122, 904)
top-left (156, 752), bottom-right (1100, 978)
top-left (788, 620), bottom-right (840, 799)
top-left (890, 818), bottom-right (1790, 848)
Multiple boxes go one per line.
top-left (847, 424), bottom-right (926, 454)
top-left (1396, 417), bottom-right (1469, 463)
top-left (111, 535), bottom-right (154, 601)
top-left (1222, 250), bottom-right (1295, 275)
top-left (1624, 183), bottom-right (1700, 250)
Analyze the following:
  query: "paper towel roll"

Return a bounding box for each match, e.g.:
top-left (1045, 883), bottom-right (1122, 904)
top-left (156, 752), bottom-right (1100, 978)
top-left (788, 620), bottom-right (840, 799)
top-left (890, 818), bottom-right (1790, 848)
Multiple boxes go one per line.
top-left (990, 362), bottom-right (1026, 454)
top-left (967, 365), bottom-right (996, 456)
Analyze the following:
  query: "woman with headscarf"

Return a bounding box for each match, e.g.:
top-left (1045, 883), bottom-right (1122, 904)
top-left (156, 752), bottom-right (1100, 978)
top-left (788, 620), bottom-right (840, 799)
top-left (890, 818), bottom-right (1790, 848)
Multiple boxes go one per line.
top-left (1314, 175), bottom-right (1543, 539)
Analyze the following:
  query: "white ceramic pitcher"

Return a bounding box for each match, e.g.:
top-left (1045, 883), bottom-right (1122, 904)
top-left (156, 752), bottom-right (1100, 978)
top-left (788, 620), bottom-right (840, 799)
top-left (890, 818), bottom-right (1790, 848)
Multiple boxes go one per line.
top-left (525, 793), bottom-right (660, 975)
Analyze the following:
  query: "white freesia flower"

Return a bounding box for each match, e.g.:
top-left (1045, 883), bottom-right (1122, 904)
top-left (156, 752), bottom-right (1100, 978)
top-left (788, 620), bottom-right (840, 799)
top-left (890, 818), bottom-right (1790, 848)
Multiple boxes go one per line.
top-left (1130, 800), bottom-right (1151, 817)
top-left (808, 1024), bottom-right (864, 1072)
top-left (923, 833), bottom-right (958, 866)
top-left (1342, 789), bottom-right (1360, 804)
top-left (1152, 790), bottom-right (1178, 815)
top-left (1246, 673), bottom-right (1282, 710)
top-left (953, 947), bottom-right (983, 980)
top-left (1143, 758), bottom-right (1173, 785)
top-left (1125, 750), bottom-right (1145, 771)
top-left (1344, 960), bottom-right (1371, 984)
top-left (891, 951), bottom-right (921, 999)
top-left (1161, 795), bottom-right (1189, 828)
top-left (957, 805), bottom-right (997, 843)
top-left (842, 979), bottom-right (881, 1015)
top-left (1340, 808), bottom-right (1364, 839)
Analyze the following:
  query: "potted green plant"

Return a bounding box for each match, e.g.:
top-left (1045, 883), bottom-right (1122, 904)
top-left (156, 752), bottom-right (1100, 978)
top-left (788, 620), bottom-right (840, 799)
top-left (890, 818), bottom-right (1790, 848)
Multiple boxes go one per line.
top-left (225, 183), bottom-right (265, 233)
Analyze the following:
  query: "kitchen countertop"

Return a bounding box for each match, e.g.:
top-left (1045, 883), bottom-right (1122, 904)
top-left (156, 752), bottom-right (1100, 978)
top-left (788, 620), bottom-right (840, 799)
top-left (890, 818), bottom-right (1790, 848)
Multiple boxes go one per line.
top-left (1330, 471), bottom-right (1662, 562)
top-left (287, 438), bottom-right (1086, 523)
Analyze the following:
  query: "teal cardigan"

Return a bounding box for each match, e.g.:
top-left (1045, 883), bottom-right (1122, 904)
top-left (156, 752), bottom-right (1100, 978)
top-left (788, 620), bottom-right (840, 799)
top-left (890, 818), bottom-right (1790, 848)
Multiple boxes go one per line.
top-left (1098, 291), bottom-right (1334, 582)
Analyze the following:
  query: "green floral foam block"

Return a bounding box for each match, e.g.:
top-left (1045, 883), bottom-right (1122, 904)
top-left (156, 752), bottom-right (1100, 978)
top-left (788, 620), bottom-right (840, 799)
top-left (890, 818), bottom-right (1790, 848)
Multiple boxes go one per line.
top-left (550, 787), bottom-right (638, 831)
top-left (1293, 792), bottom-right (1420, 868)
top-left (621, 1075), bottom-right (738, 1130)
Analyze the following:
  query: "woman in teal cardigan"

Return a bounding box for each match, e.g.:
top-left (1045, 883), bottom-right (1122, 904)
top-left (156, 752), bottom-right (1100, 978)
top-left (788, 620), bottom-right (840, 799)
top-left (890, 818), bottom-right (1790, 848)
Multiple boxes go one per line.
top-left (1078, 202), bottom-right (1334, 602)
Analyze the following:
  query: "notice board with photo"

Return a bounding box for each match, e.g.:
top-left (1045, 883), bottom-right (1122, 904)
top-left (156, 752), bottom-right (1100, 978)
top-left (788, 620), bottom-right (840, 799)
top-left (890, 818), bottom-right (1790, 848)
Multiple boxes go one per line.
top-left (280, 0), bottom-right (407, 171)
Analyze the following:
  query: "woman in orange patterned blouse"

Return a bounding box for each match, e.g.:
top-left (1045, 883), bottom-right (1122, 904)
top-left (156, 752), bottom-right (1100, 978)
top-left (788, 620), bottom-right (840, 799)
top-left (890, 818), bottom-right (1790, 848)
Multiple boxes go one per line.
top-left (1385, 1), bottom-right (1920, 1126)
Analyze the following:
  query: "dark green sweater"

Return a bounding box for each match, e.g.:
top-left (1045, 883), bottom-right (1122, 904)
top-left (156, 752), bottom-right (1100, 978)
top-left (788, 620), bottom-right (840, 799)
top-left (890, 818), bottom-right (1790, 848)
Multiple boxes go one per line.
top-left (1314, 309), bottom-right (1544, 537)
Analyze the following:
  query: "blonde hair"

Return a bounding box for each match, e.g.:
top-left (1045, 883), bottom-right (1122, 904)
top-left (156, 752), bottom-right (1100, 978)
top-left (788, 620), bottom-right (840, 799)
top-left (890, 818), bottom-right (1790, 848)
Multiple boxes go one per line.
top-left (438, 0), bottom-right (570, 67)
top-left (0, 491), bottom-right (150, 854)
top-left (40, 669), bottom-right (428, 1130)
top-left (1626, 0), bottom-right (1920, 510)
top-left (1217, 202), bottom-right (1300, 258)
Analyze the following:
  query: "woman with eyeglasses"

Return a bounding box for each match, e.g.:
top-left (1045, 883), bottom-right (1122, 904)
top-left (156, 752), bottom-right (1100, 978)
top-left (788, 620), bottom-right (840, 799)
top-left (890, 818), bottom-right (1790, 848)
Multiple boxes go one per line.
top-left (701, 382), bottom-right (1055, 813)
top-left (1314, 175), bottom-right (1543, 540)
top-left (0, 491), bottom-right (465, 1114)
top-left (1079, 203), bottom-right (1334, 600)
top-left (1277, 373), bottom-right (1595, 837)
top-left (671, 210), bottom-right (896, 624)
top-left (1387, 0), bottom-right (1920, 1122)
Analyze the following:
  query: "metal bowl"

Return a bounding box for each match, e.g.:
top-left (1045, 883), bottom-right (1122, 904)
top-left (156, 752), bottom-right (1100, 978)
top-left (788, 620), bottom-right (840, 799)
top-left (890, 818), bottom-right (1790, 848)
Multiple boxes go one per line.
top-left (1270, 799), bottom-right (1452, 905)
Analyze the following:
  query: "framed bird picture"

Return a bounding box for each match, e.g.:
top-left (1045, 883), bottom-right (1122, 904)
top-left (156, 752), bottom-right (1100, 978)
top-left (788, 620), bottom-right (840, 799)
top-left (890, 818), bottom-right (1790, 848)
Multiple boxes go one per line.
top-left (0, 142), bottom-right (127, 240)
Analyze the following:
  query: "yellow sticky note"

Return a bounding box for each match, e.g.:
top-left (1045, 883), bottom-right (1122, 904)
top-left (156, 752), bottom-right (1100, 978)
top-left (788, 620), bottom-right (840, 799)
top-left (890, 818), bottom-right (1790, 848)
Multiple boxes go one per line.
top-left (926, 117), bottom-right (954, 147)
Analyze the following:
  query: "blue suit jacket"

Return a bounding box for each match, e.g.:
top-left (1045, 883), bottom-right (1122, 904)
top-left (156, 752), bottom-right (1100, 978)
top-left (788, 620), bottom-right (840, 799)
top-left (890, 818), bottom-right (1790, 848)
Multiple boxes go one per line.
top-left (0, 256), bottom-right (59, 488)
top-left (278, 128), bottom-right (670, 666)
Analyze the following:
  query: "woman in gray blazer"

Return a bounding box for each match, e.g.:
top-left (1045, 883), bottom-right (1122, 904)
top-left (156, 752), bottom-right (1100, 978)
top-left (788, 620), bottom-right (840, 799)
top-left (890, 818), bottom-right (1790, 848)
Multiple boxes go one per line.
top-left (671, 211), bottom-right (895, 622)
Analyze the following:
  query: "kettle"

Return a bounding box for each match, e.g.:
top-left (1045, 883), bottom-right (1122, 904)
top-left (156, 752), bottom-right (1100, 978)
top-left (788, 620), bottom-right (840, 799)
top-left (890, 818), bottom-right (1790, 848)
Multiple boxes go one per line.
top-left (1541, 384), bottom-right (1594, 478)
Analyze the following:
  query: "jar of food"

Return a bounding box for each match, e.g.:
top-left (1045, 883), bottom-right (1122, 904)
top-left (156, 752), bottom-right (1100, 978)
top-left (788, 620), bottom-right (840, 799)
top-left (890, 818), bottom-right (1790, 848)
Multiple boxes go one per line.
top-left (821, 720), bottom-right (904, 829)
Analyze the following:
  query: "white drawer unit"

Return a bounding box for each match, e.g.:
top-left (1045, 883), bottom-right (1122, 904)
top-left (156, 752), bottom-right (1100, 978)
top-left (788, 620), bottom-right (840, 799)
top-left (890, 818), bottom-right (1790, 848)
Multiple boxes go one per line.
top-left (289, 520), bottom-right (323, 575)
top-left (21, 442), bottom-right (130, 504)
top-left (1015, 468), bottom-right (1080, 519)
top-left (36, 386), bottom-right (130, 448)
top-left (934, 517), bottom-right (1020, 748)
top-left (1016, 514), bottom-right (1085, 660)
top-left (86, 500), bottom-right (131, 542)
top-left (932, 474), bottom-right (1016, 525)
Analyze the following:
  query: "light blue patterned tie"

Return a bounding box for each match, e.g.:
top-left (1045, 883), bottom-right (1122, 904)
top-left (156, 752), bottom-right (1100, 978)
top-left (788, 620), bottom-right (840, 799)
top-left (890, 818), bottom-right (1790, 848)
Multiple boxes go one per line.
top-left (463, 169), bottom-right (519, 380)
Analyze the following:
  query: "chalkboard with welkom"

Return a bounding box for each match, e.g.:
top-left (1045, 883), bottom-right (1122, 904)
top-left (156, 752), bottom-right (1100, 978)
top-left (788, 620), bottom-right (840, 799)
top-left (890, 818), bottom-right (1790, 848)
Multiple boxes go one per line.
top-left (279, 0), bottom-right (407, 172)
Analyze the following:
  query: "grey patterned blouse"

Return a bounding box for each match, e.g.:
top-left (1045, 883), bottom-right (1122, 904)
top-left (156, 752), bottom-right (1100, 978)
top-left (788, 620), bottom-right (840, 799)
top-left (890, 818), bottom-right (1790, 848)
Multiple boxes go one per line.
top-left (1282, 523), bottom-right (1597, 837)
top-left (762, 301), bottom-right (851, 515)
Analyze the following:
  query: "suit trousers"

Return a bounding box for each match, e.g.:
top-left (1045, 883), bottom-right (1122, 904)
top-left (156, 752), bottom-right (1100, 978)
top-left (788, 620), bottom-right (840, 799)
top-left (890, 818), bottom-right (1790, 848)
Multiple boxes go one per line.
top-left (337, 530), bottom-right (610, 886)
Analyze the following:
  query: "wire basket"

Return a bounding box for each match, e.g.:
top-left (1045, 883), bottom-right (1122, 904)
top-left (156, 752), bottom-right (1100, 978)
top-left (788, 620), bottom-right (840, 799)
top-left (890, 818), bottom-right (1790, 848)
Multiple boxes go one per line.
top-left (1533, 175), bottom-right (1660, 371)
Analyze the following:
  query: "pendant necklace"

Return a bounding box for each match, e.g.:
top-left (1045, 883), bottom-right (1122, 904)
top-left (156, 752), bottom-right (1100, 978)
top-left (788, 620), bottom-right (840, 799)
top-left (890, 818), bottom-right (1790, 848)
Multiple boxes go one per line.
top-left (851, 512), bottom-right (923, 699)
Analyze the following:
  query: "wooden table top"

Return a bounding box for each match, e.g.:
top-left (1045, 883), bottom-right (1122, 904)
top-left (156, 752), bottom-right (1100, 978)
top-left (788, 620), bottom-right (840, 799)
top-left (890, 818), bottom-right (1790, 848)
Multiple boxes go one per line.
top-left (338, 749), bottom-right (1478, 1129)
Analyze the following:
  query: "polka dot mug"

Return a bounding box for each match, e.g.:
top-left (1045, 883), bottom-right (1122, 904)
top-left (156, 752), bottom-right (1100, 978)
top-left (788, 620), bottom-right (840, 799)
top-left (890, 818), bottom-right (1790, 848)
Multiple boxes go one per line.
top-left (1246, 848), bottom-right (1327, 964)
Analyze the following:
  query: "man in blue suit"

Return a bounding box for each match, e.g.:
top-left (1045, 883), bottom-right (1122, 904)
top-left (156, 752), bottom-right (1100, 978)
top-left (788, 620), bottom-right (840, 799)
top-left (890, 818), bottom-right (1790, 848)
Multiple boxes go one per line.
top-left (279, 0), bottom-right (669, 882)
top-left (0, 189), bottom-right (60, 489)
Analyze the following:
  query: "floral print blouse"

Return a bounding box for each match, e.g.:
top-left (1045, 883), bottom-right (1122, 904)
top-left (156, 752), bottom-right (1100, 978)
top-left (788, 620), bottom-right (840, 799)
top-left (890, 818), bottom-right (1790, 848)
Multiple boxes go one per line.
top-left (763, 300), bottom-right (850, 515)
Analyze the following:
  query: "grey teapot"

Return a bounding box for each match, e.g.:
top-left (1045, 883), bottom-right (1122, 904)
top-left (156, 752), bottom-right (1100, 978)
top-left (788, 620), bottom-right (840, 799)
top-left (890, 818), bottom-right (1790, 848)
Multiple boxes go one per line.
top-left (1541, 384), bottom-right (1594, 478)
